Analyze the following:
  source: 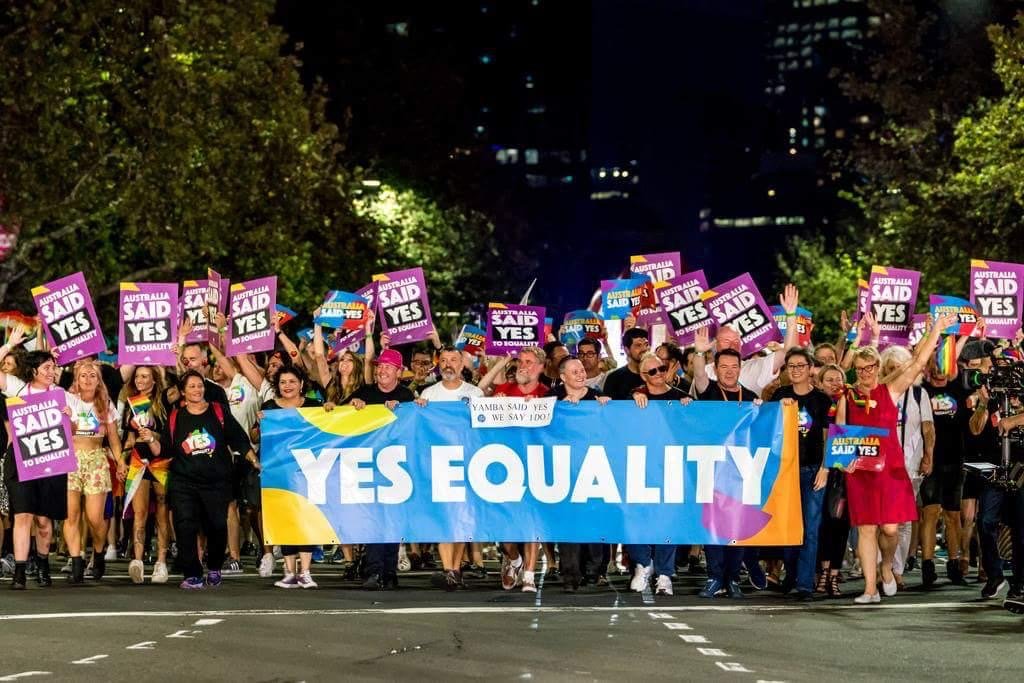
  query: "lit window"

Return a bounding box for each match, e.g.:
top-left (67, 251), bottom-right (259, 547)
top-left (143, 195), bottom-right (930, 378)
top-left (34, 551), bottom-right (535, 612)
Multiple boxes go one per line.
top-left (828, 18), bottom-right (839, 28)
top-left (598, 169), bottom-right (607, 178)
top-left (527, 105), bottom-right (546, 114)
top-left (829, 31), bottom-right (839, 39)
top-left (868, 16), bottom-right (882, 27)
top-left (560, 175), bottom-right (574, 184)
top-left (475, 125), bottom-right (486, 134)
top-left (525, 173), bottom-right (548, 188)
top-left (495, 150), bottom-right (507, 164)
top-left (804, 59), bottom-right (813, 67)
top-left (841, 29), bottom-right (862, 40)
top-left (767, 189), bottom-right (776, 197)
top-left (774, 85), bottom-right (786, 94)
top-left (814, 105), bottom-right (826, 116)
top-left (813, 116), bottom-right (821, 126)
top-left (774, 37), bottom-right (786, 47)
top-left (789, 148), bottom-right (797, 155)
top-left (479, 54), bottom-right (493, 65)
top-left (841, 17), bottom-right (858, 27)
top-left (835, 128), bottom-right (846, 139)
top-left (612, 169), bottom-right (621, 178)
top-left (800, 46), bottom-right (812, 57)
top-left (621, 170), bottom-right (629, 178)
top-left (507, 149), bottom-right (519, 164)
top-left (858, 114), bottom-right (871, 124)
top-left (525, 149), bottom-right (539, 165)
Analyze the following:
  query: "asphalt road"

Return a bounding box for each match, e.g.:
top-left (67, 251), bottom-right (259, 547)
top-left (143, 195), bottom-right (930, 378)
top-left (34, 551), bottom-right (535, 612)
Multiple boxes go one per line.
top-left (1, 559), bottom-right (1023, 682)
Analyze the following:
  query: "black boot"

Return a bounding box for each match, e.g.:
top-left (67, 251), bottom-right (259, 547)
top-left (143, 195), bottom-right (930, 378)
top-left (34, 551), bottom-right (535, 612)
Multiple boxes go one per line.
top-left (11, 562), bottom-right (27, 590)
top-left (93, 551), bottom-right (106, 581)
top-left (69, 556), bottom-right (86, 584)
top-left (36, 555), bottom-right (52, 587)
top-left (921, 559), bottom-right (937, 589)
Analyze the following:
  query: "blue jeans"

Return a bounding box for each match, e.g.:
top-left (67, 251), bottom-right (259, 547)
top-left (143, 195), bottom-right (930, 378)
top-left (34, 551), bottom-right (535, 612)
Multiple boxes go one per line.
top-left (626, 544), bottom-right (676, 577)
top-left (784, 466), bottom-right (824, 593)
top-left (705, 545), bottom-right (743, 583)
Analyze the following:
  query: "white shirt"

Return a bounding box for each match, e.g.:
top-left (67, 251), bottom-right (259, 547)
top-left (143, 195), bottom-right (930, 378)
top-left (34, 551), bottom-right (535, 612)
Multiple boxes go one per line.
top-left (695, 353), bottom-right (781, 397)
top-left (895, 385), bottom-right (934, 479)
top-left (419, 380), bottom-right (483, 402)
top-left (66, 393), bottom-right (118, 437)
top-left (585, 370), bottom-right (609, 391)
top-left (224, 374), bottom-right (260, 434)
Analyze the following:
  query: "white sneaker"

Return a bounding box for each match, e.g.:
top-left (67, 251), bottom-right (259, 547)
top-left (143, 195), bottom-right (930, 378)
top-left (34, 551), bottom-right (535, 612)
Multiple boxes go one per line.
top-left (272, 545), bottom-right (283, 561)
top-left (274, 573), bottom-right (298, 589)
top-left (522, 571), bottom-right (537, 593)
top-left (655, 574), bottom-right (674, 596)
top-left (853, 592), bottom-right (880, 604)
top-left (258, 553), bottom-right (274, 578)
top-left (128, 559), bottom-right (144, 585)
top-left (151, 561), bottom-right (169, 584)
top-left (630, 564), bottom-right (651, 592)
top-left (104, 546), bottom-right (118, 562)
top-left (398, 545), bottom-right (412, 572)
top-left (297, 571), bottom-right (318, 589)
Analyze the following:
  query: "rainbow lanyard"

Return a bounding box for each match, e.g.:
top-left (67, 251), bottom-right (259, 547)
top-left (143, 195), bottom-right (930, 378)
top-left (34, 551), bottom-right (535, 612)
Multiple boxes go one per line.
top-left (846, 384), bottom-right (873, 414)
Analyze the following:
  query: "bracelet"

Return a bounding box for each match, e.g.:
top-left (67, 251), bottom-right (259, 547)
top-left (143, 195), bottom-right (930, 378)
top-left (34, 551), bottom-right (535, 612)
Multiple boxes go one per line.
top-left (786, 313), bottom-right (797, 319)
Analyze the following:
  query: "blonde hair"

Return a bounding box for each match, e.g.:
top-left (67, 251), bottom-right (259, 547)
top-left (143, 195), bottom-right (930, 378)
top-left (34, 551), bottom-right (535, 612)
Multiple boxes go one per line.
top-left (879, 345), bottom-right (912, 383)
top-left (851, 346), bottom-right (881, 366)
top-left (518, 346), bottom-right (546, 365)
top-left (70, 359), bottom-right (111, 423)
top-left (329, 351), bottom-right (365, 404)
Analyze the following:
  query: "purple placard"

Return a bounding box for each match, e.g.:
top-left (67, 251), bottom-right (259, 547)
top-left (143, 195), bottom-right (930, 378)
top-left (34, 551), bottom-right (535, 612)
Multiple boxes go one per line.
top-left (700, 273), bottom-right (780, 353)
top-left (226, 276), bottom-right (277, 356)
top-left (31, 272), bottom-right (106, 364)
top-left (333, 281), bottom-right (378, 354)
top-left (486, 303), bottom-right (545, 354)
top-left (118, 282), bottom-right (178, 366)
top-left (8, 389), bottom-right (77, 482)
top-left (866, 265), bottom-right (920, 346)
top-left (206, 269), bottom-right (228, 352)
top-left (655, 269), bottom-right (711, 345)
top-left (906, 314), bottom-right (929, 348)
top-left (970, 259), bottom-right (1024, 339)
top-left (373, 267), bottom-right (433, 344)
top-left (181, 279), bottom-right (209, 343)
top-left (630, 251), bottom-right (683, 286)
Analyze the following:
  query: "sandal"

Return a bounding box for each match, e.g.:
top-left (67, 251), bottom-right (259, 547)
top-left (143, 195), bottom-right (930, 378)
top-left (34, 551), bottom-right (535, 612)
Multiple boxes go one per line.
top-left (814, 572), bottom-right (828, 594)
top-left (826, 573), bottom-right (843, 598)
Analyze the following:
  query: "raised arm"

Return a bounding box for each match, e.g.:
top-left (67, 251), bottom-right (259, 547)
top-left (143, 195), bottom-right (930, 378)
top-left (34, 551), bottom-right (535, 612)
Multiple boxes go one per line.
top-left (772, 283), bottom-right (800, 372)
top-left (477, 353), bottom-right (511, 395)
top-left (691, 326), bottom-right (714, 394)
top-left (310, 318), bottom-right (332, 389)
top-left (235, 352), bottom-right (266, 392)
top-left (887, 312), bottom-right (958, 399)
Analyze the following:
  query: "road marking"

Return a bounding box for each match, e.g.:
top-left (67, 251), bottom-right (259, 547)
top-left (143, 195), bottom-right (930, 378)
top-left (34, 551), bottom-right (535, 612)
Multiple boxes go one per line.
top-left (678, 634), bottom-right (710, 643)
top-left (648, 612), bottom-right (672, 619)
top-left (125, 642), bottom-right (157, 650)
top-left (193, 618), bottom-right (222, 626)
top-left (165, 630), bottom-right (201, 639)
top-left (70, 655), bottom-right (108, 665)
top-left (663, 622), bottom-right (692, 630)
top-left (696, 648), bottom-right (730, 657)
top-left (0, 601), bottom-right (999, 621)
top-left (0, 673), bottom-right (51, 681)
top-left (716, 662), bottom-right (753, 673)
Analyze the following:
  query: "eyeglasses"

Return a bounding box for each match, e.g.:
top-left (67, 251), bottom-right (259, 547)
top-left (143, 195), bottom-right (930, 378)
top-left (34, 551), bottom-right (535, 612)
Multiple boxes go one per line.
top-left (411, 360), bottom-right (433, 367)
top-left (854, 363), bottom-right (879, 374)
top-left (577, 350), bottom-right (598, 358)
top-left (786, 363), bottom-right (810, 371)
top-left (644, 365), bottom-right (670, 377)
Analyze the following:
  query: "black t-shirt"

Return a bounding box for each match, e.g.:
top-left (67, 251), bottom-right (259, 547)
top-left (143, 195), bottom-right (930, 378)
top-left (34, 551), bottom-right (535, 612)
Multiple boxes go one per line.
top-left (923, 380), bottom-right (969, 468)
top-left (553, 386), bottom-right (605, 401)
top-left (634, 385), bottom-right (687, 401)
top-left (770, 385), bottom-right (831, 468)
top-left (161, 404), bottom-right (252, 489)
top-left (261, 397), bottom-right (323, 411)
top-left (353, 383), bottom-right (416, 406)
top-left (122, 402), bottom-right (170, 463)
top-left (0, 393), bottom-right (7, 448)
top-left (698, 381), bottom-right (758, 403)
top-left (975, 397), bottom-right (1024, 466)
top-left (603, 366), bottom-right (644, 400)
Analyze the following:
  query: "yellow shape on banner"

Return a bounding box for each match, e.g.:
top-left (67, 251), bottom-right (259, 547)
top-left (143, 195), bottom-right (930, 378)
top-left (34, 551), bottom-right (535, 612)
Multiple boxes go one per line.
top-left (183, 280), bottom-right (200, 287)
top-left (739, 401), bottom-right (803, 545)
top-left (262, 488), bottom-right (339, 545)
top-left (871, 265), bottom-right (889, 275)
top-left (488, 302), bottom-right (509, 309)
top-left (371, 273), bottom-right (391, 282)
top-left (295, 404), bottom-right (396, 437)
top-left (120, 282), bottom-right (140, 292)
top-left (971, 259), bottom-right (989, 269)
top-left (30, 285), bottom-right (50, 296)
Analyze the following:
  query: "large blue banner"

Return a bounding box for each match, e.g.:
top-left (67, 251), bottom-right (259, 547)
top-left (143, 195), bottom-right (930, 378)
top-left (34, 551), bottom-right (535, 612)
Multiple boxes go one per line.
top-left (260, 401), bottom-right (801, 545)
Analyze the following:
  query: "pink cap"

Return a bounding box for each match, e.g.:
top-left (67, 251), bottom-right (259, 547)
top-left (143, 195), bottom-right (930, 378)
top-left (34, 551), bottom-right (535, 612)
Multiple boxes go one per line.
top-left (376, 349), bottom-right (404, 369)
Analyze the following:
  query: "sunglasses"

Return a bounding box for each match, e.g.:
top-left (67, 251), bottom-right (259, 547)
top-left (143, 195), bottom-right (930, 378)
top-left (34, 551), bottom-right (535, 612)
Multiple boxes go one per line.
top-left (644, 365), bottom-right (670, 377)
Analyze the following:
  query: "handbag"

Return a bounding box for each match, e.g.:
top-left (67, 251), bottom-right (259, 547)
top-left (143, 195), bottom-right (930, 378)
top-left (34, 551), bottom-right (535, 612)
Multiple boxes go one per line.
top-left (824, 469), bottom-right (848, 520)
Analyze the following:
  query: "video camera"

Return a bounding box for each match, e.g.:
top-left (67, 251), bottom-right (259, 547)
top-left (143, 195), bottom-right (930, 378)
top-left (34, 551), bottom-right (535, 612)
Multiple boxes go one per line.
top-left (962, 360), bottom-right (1024, 490)
top-left (963, 361), bottom-right (1024, 394)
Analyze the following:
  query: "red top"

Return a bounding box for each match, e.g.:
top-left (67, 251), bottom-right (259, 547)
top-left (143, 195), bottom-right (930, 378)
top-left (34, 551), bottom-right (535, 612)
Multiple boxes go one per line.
top-left (493, 381), bottom-right (549, 398)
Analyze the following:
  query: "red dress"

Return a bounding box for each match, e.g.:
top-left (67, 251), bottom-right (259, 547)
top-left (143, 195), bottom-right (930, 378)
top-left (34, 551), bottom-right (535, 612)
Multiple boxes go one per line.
top-left (844, 384), bottom-right (918, 526)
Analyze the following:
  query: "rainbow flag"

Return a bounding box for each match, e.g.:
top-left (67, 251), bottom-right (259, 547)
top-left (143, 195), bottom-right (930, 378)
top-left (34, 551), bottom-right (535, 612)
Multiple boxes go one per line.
top-left (935, 335), bottom-right (956, 376)
top-left (127, 394), bottom-right (153, 426)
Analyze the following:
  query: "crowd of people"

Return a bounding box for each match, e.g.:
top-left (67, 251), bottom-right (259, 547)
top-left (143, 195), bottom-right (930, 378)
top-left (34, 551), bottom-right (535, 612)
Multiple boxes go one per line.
top-left (1, 279), bottom-right (1023, 615)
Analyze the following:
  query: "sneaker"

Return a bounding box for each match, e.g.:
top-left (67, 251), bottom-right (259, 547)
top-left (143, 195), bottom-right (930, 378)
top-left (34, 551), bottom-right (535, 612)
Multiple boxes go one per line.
top-left (311, 547), bottom-right (325, 564)
top-left (687, 555), bottom-right (706, 575)
top-left (60, 557), bottom-right (74, 574)
top-left (981, 578), bottom-right (1009, 600)
top-left (727, 581), bottom-right (745, 599)
top-left (522, 571), bottom-right (537, 593)
top-left (104, 545), bottom-right (117, 562)
top-left (397, 553), bottom-right (412, 572)
top-left (179, 576), bottom-right (205, 590)
top-left (170, 542), bottom-right (179, 559)
top-left (465, 563), bottom-right (488, 580)
top-left (698, 578), bottom-right (724, 598)
top-left (655, 574), bottom-right (674, 596)
top-left (258, 553), bottom-right (274, 578)
top-left (151, 562), bottom-right (169, 584)
top-left (430, 571), bottom-right (448, 589)
top-left (362, 573), bottom-right (396, 591)
top-left (275, 573), bottom-right (299, 589)
top-left (921, 559), bottom-right (937, 589)
top-left (330, 547), bottom-right (344, 564)
top-left (0, 554), bottom-right (13, 577)
top-left (746, 561), bottom-right (768, 591)
top-left (904, 556), bottom-right (918, 572)
top-left (501, 557), bottom-right (522, 591)
top-left (129, 559), bottom-right (145, 585)
top-left (297, 572), bottom-right (318, 589)
top-left (222, 559), bottom-right (243, 575)
top-left (853, 592), bottom-right (880, 604)
top-left (630, 564), bottom-right (652, 592)
top-left (1004, 585), bottom-right (1024, 615)
top-left (206, 570), bottom-right (222, 588)
top-left (272, 546), bottom-right (283, 561)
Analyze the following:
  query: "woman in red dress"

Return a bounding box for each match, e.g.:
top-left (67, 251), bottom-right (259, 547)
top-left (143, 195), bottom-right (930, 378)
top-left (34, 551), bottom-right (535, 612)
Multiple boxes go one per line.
top-left (837, 311), bottom-right (956, 604)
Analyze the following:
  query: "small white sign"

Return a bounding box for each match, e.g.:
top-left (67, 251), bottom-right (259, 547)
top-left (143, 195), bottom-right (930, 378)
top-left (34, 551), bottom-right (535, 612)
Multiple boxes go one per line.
top-left (470, 396), bottom-right (556, 429)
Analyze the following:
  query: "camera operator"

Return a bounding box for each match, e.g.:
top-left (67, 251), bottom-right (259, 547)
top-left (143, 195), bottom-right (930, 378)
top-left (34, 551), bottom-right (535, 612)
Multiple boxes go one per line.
top-left (966, 341), bottom-right (1024, 607)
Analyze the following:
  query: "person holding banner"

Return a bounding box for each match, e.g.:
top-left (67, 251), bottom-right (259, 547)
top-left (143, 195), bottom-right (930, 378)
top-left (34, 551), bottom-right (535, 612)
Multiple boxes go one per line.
top-left (0, 350), bottom-right (68, 590)
top-left (837, 311), bottom-right (956, 604)
top-left (149, 370), bottom-right (257, 590)
top-left (64, 360), bottom-right (123, 583)
top-left (816, 364), bottom-right (851, 597)
top-left (602, 327), bottom-right (649, 400)
top-left (576, 338), bottom-right (612, 391)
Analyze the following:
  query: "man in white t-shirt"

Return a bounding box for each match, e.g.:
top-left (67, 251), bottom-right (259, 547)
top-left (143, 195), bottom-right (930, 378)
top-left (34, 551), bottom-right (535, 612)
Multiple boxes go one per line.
top-left (416, 346), bottom-right (482, 590)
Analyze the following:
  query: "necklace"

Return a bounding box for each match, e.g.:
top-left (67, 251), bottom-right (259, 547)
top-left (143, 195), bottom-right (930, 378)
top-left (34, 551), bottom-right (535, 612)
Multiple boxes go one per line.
top-left (718, 383), bottom-right (742, 404)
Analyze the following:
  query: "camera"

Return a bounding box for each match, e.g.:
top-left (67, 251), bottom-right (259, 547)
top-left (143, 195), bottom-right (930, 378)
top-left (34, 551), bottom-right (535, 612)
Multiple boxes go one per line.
top-left (963, 361), bottom-right (1024, 394)
top-left (962, 360), bottom-right (1024, 490)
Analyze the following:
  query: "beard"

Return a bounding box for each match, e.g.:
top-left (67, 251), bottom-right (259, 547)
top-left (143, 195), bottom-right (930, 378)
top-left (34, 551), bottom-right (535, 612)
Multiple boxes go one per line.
top-left (441, 368), bottom-right (458, 381)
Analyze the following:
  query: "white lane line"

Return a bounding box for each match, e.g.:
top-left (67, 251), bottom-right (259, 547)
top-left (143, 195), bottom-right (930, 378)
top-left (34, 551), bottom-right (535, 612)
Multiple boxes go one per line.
top-left (648, 612), bottom-right (672, 619)
top-left (716, 662), bottom-right (753, 673)
top-left (678, 634), bottom-right (710, 643)
top-left (193, 618), bottom-right (222, 626)
top-left (0, 601), bottom-right (995, 621)
top-left (70, 655), bottom-right (108, 665)
top-left (0, 673), bottom-right (52, 681)
top-left (165, 630), bottom-right (201, 639)
top-left (696, 648), bottom-right (730, 657)
top-left (125, 642), bottom-right (157, 650)
top-left (663, 622), bottom-right (692, 630)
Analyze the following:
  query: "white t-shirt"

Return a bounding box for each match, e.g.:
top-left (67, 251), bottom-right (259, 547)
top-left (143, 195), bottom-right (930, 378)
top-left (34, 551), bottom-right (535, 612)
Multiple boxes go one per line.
top-left (695, 353), bottom-right (781, 397)
top-left (224, 374), bottom-right (260, 434)
top-left (895, 385), bottom-right (934, 480)
top-left (66, 393), bottom-right (118, 437)
top-left (258, 378), bottom-right (275, 405)
top-left (419, 380), bottom-right (483, 402)
top-left (585, 371), bottom-right (609, 391)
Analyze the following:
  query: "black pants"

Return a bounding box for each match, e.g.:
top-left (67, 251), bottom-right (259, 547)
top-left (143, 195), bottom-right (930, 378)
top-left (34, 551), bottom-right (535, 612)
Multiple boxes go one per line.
top-left (365, 543), bottom-right (399, 577)
top-left (818, 511), bottom-right (850, 568)
top-left (978, 482), bottom-right (1024, 585)
top-left (169, 484), bottom-right (230, 579)
top-left (559, 543), bottom-right (609, 580)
